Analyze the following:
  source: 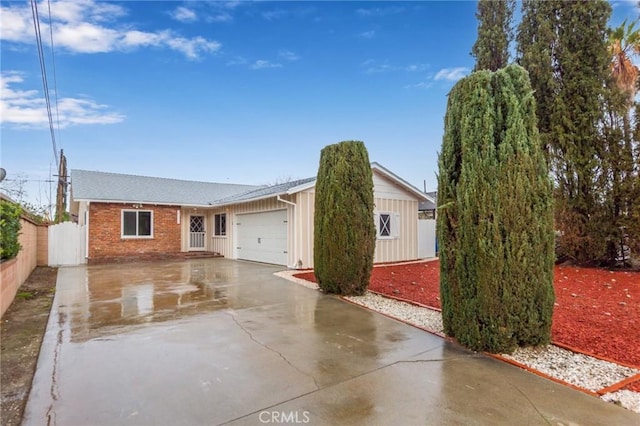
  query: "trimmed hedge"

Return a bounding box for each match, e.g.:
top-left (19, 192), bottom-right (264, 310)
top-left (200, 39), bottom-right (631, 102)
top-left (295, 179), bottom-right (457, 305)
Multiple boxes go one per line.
top-left (0, 200), bottom-right (22, 260)
top-left (313, 141), bottom-right (376, 295)
top-left (437, 64), bottom-right (555, 353)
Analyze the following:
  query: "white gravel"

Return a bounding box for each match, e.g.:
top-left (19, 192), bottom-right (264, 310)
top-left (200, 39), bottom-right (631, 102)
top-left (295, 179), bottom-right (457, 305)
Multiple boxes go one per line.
top-left (502, 345), bottom-right (638, 392)
top-left (602, 390), bottom-right (640, 413)
top-left (276, 269), bottom-right (640, 414)
top-left (344, 292), bottom-right (445, 336)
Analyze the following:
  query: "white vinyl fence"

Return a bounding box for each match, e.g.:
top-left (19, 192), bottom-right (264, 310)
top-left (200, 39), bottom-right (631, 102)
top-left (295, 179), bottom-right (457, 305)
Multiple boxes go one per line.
top-left (48, 222), bottom-right (86, 266)
top-left (418, 219), bottom-right (436, 259)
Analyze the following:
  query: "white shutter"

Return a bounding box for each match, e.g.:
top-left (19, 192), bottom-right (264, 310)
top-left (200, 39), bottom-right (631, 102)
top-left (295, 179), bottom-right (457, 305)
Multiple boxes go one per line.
top-left (392, 213), bottom-right (400, 238)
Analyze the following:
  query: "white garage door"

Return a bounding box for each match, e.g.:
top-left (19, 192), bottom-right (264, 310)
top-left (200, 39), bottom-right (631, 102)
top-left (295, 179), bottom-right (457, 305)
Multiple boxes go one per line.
top-left (236, 210), bottom-right (288, 265)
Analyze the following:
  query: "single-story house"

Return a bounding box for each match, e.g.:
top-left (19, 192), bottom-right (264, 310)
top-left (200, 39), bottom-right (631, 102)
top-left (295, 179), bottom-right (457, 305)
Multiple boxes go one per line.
top-left (70, 163), bottom-right (434, 267)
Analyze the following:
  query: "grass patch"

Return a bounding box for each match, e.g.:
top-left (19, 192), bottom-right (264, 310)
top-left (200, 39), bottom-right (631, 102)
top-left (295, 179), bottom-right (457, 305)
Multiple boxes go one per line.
top-left (16, 291), bottom-right (34, 300)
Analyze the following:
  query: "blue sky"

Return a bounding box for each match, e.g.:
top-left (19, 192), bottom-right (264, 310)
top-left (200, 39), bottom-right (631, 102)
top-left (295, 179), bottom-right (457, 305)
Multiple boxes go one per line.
top-left (1, 1), bottom-right (638, 210)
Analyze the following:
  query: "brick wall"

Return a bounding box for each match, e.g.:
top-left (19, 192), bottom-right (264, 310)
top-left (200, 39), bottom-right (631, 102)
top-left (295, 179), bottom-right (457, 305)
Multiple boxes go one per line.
top-left (37, 224), bottom-right (48, 265)
top-left (1, 217), bottom-right (47, 318)
top-left (89, 203), bottom-right (181, 261)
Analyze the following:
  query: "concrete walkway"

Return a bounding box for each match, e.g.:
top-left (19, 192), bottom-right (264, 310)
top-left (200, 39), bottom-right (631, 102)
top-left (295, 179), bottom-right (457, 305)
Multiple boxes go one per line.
top-left (24, 259), bottom-right (638, 425)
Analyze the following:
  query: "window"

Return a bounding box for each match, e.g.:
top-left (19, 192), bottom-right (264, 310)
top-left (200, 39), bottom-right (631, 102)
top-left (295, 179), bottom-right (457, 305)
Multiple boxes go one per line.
top-left (376, 212), bottom-right (399, 239)
top-left (122, 210), bottom-right (153, 237)
top-left (379, 214), bottom-right (391, 237)
top-left (214, 213), bottom-right (226, 236)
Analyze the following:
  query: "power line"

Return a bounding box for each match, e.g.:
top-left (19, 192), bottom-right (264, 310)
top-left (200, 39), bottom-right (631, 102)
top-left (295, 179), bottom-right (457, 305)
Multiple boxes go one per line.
top-left (46, 0), bottom-right (63, 150)
top-left (1, 178), bottom-right (56, 183)
top-left (29, 0), bottom-right (59, 170)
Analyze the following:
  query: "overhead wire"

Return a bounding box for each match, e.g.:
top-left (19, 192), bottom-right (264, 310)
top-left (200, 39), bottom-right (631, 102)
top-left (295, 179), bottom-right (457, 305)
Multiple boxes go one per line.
top-left (29, 0), bottom-right (59, 170)
top-left (46, 0), bottom-right (63, 151)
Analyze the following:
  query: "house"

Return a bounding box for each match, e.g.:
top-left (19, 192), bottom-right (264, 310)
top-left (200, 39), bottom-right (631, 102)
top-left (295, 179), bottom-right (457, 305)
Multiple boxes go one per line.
top-left (70, 163), bottom-right (434, 267)
top-left (419, 191), bottom-right (437, 219)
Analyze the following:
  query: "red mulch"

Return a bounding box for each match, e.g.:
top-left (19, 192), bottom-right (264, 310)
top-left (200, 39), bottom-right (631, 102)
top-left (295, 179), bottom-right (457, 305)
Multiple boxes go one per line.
top-left (624, 379), bottom-right (640, 392)
top-left (294, 260), bottom-right (640, 368)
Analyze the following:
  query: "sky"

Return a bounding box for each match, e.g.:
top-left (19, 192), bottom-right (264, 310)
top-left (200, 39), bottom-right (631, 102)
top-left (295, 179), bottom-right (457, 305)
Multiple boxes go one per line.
top-left (1, 0), bottom-right (639, 211)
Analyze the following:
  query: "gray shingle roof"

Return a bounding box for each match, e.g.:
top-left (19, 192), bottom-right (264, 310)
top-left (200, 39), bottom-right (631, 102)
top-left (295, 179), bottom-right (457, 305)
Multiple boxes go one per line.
top-left (419, 191), bottom-right (437, 211)
top-left (213, 177), bottom-right (316, 206)
top-left (71, 169), bottom-right (262, 206)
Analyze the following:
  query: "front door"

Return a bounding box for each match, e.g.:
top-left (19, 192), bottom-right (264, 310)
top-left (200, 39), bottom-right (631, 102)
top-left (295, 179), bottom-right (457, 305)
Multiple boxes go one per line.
top-left (189, 215), bottom-right (205, 250)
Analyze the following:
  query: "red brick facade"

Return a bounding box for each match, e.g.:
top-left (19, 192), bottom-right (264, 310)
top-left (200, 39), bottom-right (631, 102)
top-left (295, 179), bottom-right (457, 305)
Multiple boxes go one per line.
top-left (88, 203), bottom-right (181, 261)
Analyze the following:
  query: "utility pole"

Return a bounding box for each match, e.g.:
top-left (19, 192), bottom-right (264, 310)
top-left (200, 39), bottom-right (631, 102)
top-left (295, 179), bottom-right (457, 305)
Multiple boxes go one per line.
top-left (55, 149), bottom-right (68, 223)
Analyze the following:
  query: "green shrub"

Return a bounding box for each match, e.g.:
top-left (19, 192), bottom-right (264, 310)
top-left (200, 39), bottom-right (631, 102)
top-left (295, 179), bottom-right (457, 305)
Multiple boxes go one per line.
top-left (314, 141), bottom-right (376, 295)
top-left (437, 64), bottom-right (555, 353)
top-left (0, 200), bottom-right (22, 260)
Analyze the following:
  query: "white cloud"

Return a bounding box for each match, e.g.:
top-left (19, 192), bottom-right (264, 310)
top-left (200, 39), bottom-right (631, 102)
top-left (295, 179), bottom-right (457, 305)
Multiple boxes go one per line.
top-left (405, 64), bottom-right (429, 72)
top-left (171, 6), bottom-right (197, 23)
top-left (356, 6), bottom-right (405, 17)
top-left (262, 10), bottom-right (288, 21)
top-left (206, 13), bottom-right (233, 23)
top-left (405, 82), bottom-right (433, 90)
top-left (250, 60), bottom-right (282, 70)
top-left (226, 56), bottom-right (248, 66)
top-left (363, 60), bottom-right (393, 73)
top-left (358, 30), bottom-right (376, 39)
top-left (434, 67), bottom-right (469, 82)
top-left (0, 7), bottom-right (34, 42)
top-left (55, 22), bottom-right (120, 53)
top-left (0, 72), bottom-right (124, 128)
top-left (261, 6), bottom-right (316, 21)
top-left (164, 36), bottom-right (221, 60)
top-left (362, 59), bottom-right (429, 74)
top-left (278, 49), bottom-right (300, 61)
top-left (121, 30), bottom-right (162, 47)
top-left (0, 0), bottom-right (221, 60)
top-left (220, 1), bottom-right (242, 10)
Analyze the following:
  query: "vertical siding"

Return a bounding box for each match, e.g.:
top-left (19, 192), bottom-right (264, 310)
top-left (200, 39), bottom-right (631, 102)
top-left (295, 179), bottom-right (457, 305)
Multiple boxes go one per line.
top-left (210, 207), bottom-right (230, 255)
top-left (293, 188), bottom-right (419, 269)
top-left (211, 198), bottom-right (294, 266)
top-left (77, 202), bottom-right (88, 225)
top-left (293, 190), bottom-right (315, 269)
top-left (201, 172), bottom-right (419, 268)
top-left (373, 198), bottom-right (419, 263)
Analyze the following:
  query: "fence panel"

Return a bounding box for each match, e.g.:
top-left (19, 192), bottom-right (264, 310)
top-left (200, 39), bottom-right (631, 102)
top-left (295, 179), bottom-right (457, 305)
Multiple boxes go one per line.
top-left (48, 222), bottom-right (86, 266)
top-left (418, 219), bottom-right (436, 259)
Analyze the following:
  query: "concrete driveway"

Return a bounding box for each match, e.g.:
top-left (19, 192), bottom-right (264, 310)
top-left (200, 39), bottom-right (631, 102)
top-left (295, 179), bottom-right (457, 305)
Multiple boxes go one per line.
top-left (24, 258), bottom-right (638, 425)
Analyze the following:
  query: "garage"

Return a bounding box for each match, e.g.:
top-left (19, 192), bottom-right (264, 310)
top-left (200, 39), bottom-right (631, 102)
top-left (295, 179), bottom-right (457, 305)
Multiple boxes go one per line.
top-left (236, 210), bottom-right (288, 265)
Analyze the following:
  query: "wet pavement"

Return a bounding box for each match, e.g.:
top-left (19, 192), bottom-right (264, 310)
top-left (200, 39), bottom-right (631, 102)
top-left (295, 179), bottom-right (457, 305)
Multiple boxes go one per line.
top-left (23, 258), bottom-right (638, 425)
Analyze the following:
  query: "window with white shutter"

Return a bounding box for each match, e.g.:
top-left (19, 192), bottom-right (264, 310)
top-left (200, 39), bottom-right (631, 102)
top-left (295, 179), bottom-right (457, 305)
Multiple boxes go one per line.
top-left (376, 211), bottom-right (400, 239)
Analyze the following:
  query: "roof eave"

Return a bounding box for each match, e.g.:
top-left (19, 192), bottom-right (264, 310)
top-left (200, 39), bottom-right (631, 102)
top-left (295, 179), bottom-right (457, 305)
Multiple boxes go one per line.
top-left (72, 198), bottom-right (212, 208)
top-left (210, 191), bottom-right (289, 208)
top-left (370, 162), bottom-right (430, 201)
top-left (286, 180), bottom-right (316, 194)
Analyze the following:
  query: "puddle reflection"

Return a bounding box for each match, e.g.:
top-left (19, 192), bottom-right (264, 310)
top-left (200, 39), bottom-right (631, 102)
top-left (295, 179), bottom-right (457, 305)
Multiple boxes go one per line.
top-left (58, 260), bottom-right (236, 341)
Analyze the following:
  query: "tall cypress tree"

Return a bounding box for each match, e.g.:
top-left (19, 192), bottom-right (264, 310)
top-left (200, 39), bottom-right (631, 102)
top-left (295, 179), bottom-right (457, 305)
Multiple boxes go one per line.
top-left (516, 0), bottom-right (557, 158)
top-left (314, 141), bottom-right (376, 295)
top-left (597, 20), bottom-right (640, 264)
top-left (472, 0), bottom-right (515, 71)
top-left (438, 64), bottom-right (555, 353)
top-left (517, 0), bottom-right (613, 264)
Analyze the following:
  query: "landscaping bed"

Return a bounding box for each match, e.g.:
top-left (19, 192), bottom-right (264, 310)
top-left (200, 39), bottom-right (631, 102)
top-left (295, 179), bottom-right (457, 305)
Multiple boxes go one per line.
top-left (290, 260), bottom-right (640, 413)
top-left (294, 260), bottom-right (640, 368)
top-left (1, 267), bottom-right (57, 426)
